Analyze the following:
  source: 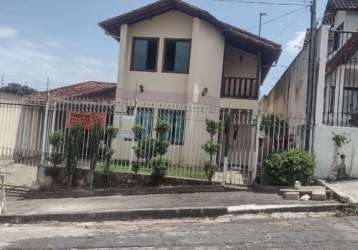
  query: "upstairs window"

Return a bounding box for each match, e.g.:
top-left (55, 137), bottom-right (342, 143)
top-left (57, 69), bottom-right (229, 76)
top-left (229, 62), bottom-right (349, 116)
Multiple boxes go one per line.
top-left (131, 37), bottom-right (159, 71)
top-left (163, 39), bottom-right (191, 74)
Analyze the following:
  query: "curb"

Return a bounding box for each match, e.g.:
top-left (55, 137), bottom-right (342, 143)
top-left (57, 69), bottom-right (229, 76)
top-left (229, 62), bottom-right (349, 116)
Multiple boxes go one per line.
top-left (0, 203), bottom-right (344, 224)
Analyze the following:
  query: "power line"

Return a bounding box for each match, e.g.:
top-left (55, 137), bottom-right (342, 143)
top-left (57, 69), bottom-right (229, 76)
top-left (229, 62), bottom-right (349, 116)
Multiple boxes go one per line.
top-left (214, 0), bottom-right (310, 7)
top-left (245, 6), bottom-right (308, 30)
top-left (276, 7), bottom-right (309, 39)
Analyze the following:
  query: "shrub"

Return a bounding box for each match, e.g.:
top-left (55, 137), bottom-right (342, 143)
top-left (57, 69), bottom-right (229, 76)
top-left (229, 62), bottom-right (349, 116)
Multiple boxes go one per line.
top-left (88, 120), bottom-right (102, 189)
top-left (202, 119), bottom-right (222, 184)
top-left (263, 149), bottom-right (316, 186)
top-left (48, 131), bottom-right (64, 167)
top-left (131, 163), bottom-right (141, 174)
top-left (65, 124), bottom-right (83, 187)
top-left (150, 157), bottom-right (170, 185)
top-left (103, 126), bottom-right (118, 188)
top-left (132, 119), bottom-right (170, 184)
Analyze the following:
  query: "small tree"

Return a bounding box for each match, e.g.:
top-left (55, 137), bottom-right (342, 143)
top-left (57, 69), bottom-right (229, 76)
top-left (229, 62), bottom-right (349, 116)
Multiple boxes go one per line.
top-left (202, 119), bottom-right (222, 184)
top-left (48, 131), bottom-right (64, 167)
top-left (103, 126), bottom-right (118, 188)
top-left (88, 120), bottom-right (102, 190)
top-left (132, 124), bottom-right (145, 174)
top-left (131, 120), bottom-right (170, 184)
top-left (65, 123), bottom-right (83, 188)
top-left (150, 120), bottom-right (170, 185)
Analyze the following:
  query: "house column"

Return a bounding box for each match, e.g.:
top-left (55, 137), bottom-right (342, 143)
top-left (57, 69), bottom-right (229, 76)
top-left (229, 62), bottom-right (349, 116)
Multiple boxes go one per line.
top-left (116, 24), bottom-right (129, 100)
top-left (113, 24), bottom-right (129, 159)
top-left (187, 17), bottom-right (201, 104)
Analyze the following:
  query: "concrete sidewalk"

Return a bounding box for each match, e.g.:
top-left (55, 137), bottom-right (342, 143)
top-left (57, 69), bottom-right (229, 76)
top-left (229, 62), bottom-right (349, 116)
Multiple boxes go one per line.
top-left (319, 179), bottom-right (358, 203)
top-left (6, 191), bottom-right (338, 216)
top-left (0, 191), bottom-right (343, 224)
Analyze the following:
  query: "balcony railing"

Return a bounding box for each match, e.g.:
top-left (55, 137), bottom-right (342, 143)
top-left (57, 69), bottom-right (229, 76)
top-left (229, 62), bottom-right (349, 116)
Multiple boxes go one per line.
top-left (323, 30), bottom-right (358, 127)
top-left (220, 77), bottom-right (258, 99)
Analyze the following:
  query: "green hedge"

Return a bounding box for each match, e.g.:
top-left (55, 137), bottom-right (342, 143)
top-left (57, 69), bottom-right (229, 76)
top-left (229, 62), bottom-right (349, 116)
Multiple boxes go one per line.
top-left (263, 149), bottom-right (316, 186)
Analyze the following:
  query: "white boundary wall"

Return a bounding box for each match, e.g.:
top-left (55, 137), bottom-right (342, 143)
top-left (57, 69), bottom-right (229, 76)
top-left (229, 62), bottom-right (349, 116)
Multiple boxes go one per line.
top-left (313, 125), bottom-right (358, 178)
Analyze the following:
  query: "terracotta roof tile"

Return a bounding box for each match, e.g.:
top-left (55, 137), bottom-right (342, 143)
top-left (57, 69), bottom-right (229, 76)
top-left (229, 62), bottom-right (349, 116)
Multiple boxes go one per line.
top-left (30, 81), bottom-right (116, 101)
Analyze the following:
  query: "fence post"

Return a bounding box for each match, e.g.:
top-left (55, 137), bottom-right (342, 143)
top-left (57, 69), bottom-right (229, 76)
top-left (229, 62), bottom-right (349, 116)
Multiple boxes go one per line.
top-left (40, 101), bottom-right (50, 164)
top-left (0, 175), bottom-right (6, 214)
top-left (252, 110), bottom-right (262, 184)
top-left (223, 156), bottom-right (228, 185)
top-left (49, 102), bottom-right (57, 155)
top-left (129, 103), bottom-right (137, 170)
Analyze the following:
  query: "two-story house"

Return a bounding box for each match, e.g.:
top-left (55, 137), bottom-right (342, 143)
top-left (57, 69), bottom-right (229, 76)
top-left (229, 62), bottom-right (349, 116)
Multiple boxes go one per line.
top-left (263, 0), bottom-right (358, 179)
top-left (99, 0), bottom-right (281, 181)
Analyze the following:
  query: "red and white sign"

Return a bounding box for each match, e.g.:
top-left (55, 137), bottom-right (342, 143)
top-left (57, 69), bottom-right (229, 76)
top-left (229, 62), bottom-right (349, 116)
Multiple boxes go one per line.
top-left (65, 112), bottom-right (106, 130)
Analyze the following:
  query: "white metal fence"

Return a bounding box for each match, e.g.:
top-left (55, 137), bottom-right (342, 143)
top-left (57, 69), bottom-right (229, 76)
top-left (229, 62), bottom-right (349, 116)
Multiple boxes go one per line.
top-left (0, 98), bottom-right (309, 185)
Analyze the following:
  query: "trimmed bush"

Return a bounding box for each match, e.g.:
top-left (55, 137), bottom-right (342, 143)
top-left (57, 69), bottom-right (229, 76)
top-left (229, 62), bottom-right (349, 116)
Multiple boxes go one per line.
top-left (263, 149), bottom-right (315, 186)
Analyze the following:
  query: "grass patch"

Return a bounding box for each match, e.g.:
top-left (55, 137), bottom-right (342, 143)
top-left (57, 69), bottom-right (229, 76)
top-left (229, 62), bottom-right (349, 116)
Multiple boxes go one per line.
top-left (96, 163), bottom-right (207, 180)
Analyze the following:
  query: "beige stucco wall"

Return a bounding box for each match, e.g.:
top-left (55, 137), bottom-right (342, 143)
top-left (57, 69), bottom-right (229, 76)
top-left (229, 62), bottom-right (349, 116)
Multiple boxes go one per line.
top-left (117, 11), bottom-right (193, 103)
top-left (264, 42), bottom-right (308, 118)
top-left (116, 10), bottom-right (257, 107)
top-left (223, 45), bottom-right (257, 79)
top-left (187, 18), bottom-right (225, 104)
top-left (113, 10), bottom-right (263, 168)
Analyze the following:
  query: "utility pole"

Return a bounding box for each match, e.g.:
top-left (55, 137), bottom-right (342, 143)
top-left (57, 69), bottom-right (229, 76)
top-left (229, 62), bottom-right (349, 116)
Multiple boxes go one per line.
top-left (258, 12), bottom-right (267, 37)
top-left (1, 74), bottom-right (4, 87)
top-left (305, 0), bottom-right (317, 151)
top-left (46, 77), bottom-right (50, 101)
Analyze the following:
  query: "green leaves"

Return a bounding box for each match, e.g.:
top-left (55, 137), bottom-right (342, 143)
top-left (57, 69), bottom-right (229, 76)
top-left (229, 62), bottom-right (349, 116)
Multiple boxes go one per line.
top-left (132, 124), bottom-right (144, 141)
top-left (205, 119), bottom-right (222, 138)
top-left (202, 140), bottom-right (219, 156)
top-left (48, 130), bottom-right (65, 167)
top-left (264, 149), bottom-right (316, 186)
top-left (202, 118), bottom-right (221, 184)
top-left (332, 132), bottom-right (350, 148)
top-left (49, 131), bottom-right (64, 148)
top-left (131, 119), bottom-right (170, 184)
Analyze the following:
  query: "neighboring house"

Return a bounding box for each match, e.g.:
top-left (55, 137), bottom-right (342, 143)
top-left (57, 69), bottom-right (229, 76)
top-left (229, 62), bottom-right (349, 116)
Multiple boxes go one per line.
top-left (30, 81), bottom-right (116, 101)
top-left (263, 0), bottom-right (358, 178)
top-left (0, 81), bottom-right (116, 165)
top-left (99, 0), bottom-right (281, 170)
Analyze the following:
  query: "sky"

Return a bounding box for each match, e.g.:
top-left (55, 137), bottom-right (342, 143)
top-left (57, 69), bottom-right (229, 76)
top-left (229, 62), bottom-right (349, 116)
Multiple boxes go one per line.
top-left (0, 0), bottom-right (327, 95)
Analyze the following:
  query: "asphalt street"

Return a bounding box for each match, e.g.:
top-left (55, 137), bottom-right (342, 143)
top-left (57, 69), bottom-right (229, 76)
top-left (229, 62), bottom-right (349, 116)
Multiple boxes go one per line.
top-left (1, 213), bottom-right (358, 249)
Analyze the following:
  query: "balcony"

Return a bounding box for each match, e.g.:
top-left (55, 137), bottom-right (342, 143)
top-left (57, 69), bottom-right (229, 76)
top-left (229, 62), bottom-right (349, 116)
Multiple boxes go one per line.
top-left (323, 30), bottom-right (358, 127)
top-left (220, 77), bottom-right (258, 99)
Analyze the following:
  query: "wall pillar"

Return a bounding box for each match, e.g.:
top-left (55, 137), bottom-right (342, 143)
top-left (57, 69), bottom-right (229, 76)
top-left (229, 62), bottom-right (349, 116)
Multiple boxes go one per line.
top-left (314, 25), bottom-right (330, 126)
top-left (116, 24), bottom-right (129, 101)
top-left (187, 18), bottom-right (201, 104)
top-left (113, 24), bottom-right (129, 158)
